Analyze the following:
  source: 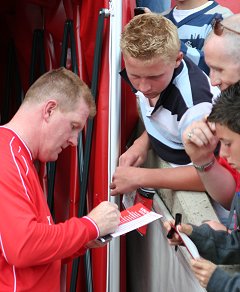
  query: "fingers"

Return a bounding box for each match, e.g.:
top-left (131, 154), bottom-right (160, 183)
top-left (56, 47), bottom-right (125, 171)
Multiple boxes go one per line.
top-left (118, 147), bottom-right (141, 167)
top-left (110, 169), bottom-right (121, 196)
top-left (186, 125), bottom-right (214, 146)
top-left (177, 223), bottom-right (193, 236)
top-left (190, 258), bottom-right (217, 288)
top-left (109, 182), bottom-right (119, 196)
top-left (163, 220), bottom-right (183, 245)
top-left (119, 153), bottom-right (143, 167)
top-left (207, 121), bottom-right (216, 132)
top-left (110, 166), bottom-right (139, 195)
top-left (118, 134), bottom-right (149, 167)
top-left (88, 201), bottom-right (121, 236)
top-left (163, 220), bottom-right (175, 233)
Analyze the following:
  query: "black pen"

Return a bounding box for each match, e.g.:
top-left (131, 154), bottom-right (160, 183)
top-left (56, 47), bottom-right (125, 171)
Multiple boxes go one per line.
top-left (166, 213), bottom-right (182, 251)
top-left (174, 213), bottom-right (182, 251)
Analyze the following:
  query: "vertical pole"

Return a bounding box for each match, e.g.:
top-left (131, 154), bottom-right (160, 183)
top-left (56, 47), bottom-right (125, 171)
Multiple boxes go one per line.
top-left (108, 0), bottom-right (122, 291)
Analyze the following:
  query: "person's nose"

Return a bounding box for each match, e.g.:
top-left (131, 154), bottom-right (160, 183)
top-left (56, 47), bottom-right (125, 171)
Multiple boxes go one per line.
top-left (137, 78), bottom-right (151, 93)
top-left (219, 143), bottom-right (230, 160)
top-left (68, 133), bottom-right (78, 147)
top-left (209, 69), bottom-right (221, 87)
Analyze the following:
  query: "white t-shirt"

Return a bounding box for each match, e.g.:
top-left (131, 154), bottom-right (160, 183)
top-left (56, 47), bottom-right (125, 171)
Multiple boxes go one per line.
top-left (173, 1), bottom-right (214, 22)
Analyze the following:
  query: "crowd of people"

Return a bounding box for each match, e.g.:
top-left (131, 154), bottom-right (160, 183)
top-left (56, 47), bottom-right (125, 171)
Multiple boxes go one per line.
top-left (111, 5), bottom-right (240, 292)
top-left (1, 1), bottom-right (240, 291)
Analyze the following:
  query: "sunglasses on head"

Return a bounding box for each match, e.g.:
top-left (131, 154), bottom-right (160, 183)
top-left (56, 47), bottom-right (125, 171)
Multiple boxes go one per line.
top-left (212, 17), bottom-right (240, 36)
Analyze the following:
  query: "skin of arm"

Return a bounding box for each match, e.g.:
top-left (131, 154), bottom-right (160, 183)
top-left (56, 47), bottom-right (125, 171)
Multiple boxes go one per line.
top-left (182, 119), bottom-right (236, 209)
top-left (110, 164), bottom-right (204, 195)
top-left (111, 124), bottom-right (206, 195)
top-left (118, 130), bottom-right (150, 167)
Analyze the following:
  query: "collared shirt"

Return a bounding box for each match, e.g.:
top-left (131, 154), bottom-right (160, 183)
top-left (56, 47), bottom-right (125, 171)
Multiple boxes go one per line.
top-left (121, 56), bottom-right (220, 164)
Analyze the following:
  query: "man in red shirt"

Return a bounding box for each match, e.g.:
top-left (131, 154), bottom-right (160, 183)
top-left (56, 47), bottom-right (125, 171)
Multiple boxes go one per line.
top-left (0, 67), bottom-right (120, 291)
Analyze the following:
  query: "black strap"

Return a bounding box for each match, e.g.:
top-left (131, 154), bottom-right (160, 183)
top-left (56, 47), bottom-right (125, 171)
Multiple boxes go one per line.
top-left (60, 20), bottom-right (78, 73)
top-left (29, 29), bottom-right (46, 85)
top-left (2, 41), bottom-right (23, 124)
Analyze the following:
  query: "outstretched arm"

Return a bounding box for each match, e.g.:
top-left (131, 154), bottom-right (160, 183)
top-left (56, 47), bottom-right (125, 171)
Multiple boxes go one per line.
top-left (110, 164), bottom-right (204, 195)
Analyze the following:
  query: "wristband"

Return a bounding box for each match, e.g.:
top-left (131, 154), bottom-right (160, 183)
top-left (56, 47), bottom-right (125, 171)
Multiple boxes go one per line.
top-left (193, 158), bottom-right (215, 172)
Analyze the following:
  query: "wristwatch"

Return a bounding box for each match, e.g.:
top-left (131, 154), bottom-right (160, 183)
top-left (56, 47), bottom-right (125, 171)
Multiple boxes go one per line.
top-left (193, 158), bottom-right (215, 172)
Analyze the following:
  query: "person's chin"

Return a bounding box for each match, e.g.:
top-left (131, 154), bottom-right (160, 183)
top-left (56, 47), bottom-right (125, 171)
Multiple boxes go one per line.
top-left (144, 94), bottom-right (158, 99)
top-left (219, 84), bottom-right (229, 91)
top-left (49, 153), bottom-right (59, 162)
top-left (235, 166), bottom-right (240, 172)
top-left (229, 163), bottom-right (238, 171)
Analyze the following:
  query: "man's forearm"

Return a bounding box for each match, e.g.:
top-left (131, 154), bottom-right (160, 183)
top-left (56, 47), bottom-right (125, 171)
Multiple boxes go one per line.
top-left (137, 165), bottom-right (204, 191)
top-left (196, 159), bottom-right (235, 209)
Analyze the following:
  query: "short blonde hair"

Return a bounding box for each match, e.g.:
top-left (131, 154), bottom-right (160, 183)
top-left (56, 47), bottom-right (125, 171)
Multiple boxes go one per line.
top-left (23, 67), bottom-right (96, 117)
top-left (120, 13), bottom-right (180, 63)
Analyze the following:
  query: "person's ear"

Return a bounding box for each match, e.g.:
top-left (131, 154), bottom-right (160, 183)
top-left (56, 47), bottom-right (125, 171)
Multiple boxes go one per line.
top-left (175, 52), bottom-right (183, 68)
top-left (43, 100), bottom-right (58, 121)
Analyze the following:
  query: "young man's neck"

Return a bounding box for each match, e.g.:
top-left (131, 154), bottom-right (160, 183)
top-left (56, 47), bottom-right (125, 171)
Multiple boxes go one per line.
top-left (175, 0), bottom-right (209, 10)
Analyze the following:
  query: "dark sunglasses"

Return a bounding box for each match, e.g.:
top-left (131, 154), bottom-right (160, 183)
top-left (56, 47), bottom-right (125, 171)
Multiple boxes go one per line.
top-left (212, 17), bottom-right (240, 36)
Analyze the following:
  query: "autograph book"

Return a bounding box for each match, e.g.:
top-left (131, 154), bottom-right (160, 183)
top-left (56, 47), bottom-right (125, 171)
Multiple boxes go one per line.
top-left (98, 203), bottom-right (162, 242)
top-left (176, 225), bottom-right (200, 259)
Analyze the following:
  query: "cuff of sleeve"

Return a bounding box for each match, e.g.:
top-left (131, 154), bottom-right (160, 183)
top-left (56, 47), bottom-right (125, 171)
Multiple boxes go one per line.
top-left (189, 223), bottom-right (211, 240)
top-left (207, 267), bottom-right (230, 292)
top-left (82, 216), bottom-right (100, 239)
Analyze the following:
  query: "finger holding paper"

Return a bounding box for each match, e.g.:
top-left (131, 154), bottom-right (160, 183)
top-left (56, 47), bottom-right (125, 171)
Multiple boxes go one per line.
top-left (190, 258), bottom-right (217, 288)
top-left (163, 221), bottom-right (193, 245)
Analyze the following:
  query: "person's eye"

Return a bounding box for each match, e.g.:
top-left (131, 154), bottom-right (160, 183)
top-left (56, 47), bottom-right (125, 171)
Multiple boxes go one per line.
top-left (130, 75), bottom-right (139, 79)
top-left (150, 75), bottom-right (161, 80)
top-left (224, 142), bottom-right (231, 147)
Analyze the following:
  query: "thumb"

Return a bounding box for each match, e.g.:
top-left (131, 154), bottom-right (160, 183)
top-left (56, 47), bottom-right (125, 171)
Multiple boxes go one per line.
top-left (178, 223), bottom-right (193, 236)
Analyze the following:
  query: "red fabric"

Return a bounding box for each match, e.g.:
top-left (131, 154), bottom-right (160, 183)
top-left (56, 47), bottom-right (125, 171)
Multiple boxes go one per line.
top-left (0, 127), bottom-right (98, 291)
top-left (216, 0), bottom-right (240, 13)
top-left (218, 157), bottom-right (240, 190)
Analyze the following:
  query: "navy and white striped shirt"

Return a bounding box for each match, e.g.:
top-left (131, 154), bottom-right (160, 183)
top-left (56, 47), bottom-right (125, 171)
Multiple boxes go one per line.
top-left (121, 56), bottom-right (220, 165)
top-left (163, 1), bottom-right (232, 74)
